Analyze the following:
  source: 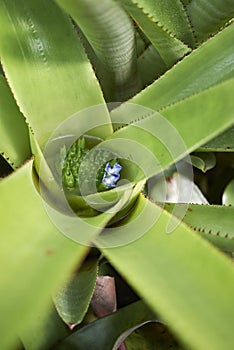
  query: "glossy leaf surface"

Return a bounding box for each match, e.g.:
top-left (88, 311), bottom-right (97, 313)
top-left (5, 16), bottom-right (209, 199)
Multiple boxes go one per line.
top-left (0, 0), bottom-right (111, 147)
top-left (56, 0), bottom-right (138, 101)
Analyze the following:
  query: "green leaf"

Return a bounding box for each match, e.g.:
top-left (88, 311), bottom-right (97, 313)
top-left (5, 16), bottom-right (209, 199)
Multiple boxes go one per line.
top-left (137, 45), bottom-right (167, 86)
top-left (188, 152), bottom-right (216, 172)
top-left (122, 0), bottom-right (194, 45)
top-left (121, 0), bottom-right (191, 67)
top-left (54, 301), bottom-right (156, 350)
top-left (107, 79), bottom-right (234, 181)
top-left (55, 0), bottom-right (139, 101)
top-left (113, 23), bottom-right (234, 113)
top-left (0, 74), bottom-right (31, 168)
top-left (125, 322), bottom-right (184, 350)
top-left (20, 302), bottom-right (70, 350)
top-left (0, 0), bottom-right (111, 147)
top-left (222, 179), bottom-right (234, 206)
top-left (198, 126), bottom-right (234, 152)
top-left (0, 161), bottom-right (88, 350)
top-left (164, 203), bottom-right (234, 252)
top-left (100, 195), bottom-right (234, 350)
top-left (187, 0), bottom-right (234, 42)
top-left (54, 258), bottom-right (99, 328)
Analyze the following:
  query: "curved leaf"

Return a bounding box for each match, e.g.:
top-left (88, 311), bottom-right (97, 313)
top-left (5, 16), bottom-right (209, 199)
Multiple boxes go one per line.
top-left (111, 23), bottom-right (234, 115)
top-left (125, 322), bottom-right (184, 350)
top-left (56, 0), bottom-right (139, 101)
top-left (164, 203), bottom-right (234, 252)
top-left (188, 152), bottom-right (216, 172)
top-left (222, 179), bottom-right (234, 206)
top-left (54, 258), bottom-right (99, 328)
top-left (122, 0), bottom-right (194, 45)
top-left (121, 0), bottom-right (191, 67)
top-left (0, 74), bottom-right (31, 168)
top-left (0, 0), bottom-right (111, 148)
top-left (187, 0), bottom-right (234, 42)
top-left (100, 195), bottom-right (234, 350)
top-left (54, 301), bottom-right (156, 350)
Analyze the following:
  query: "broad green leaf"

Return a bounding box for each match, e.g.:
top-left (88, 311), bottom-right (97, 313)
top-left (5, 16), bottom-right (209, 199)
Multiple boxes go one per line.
top-left (20, 302), bottom-right (70, 350)
top-left (187, 0), bottom-right (234, 42)
top-left (121, 0), bottom-right (191, 67)
top-left (0, 160), bottom-right (126, 349)
top-left (100, 195), bottom-right (234, 350)
top-left (122, 0), bottom-right (194, 45)
top-left (188, 152), bottom-right (216, 172)
top-left (55, 0), bottom-right (139, 101)
top-left (125, 322), bottom-right (184, 350)
top-left (0, 161), bottom-right (88, 350)
top-left (0, 0), bottom-right (111, 148)
top-left (107, 79), bottom-right (234, 181)
top-left (54, 300), bottom-right (156, 350)
top-left (0, 74), bottom-right (31, 168)
top-left (222, 179), bottom-right (234, 206)
top-left (112, 23), bottom-right (234, 113)
top-left (198, 126), bottom-right (234, 152)
top-left (54, 258), bottom-right (99, 328)
top-left (164, 203), bottom-right (234, 252)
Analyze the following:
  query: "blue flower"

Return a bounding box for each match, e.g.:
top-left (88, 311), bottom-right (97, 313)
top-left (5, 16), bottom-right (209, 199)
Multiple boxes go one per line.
top-left (102, 162), bottom-right (122, 188)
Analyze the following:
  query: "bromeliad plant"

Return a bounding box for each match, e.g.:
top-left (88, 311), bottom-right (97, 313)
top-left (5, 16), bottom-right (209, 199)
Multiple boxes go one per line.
top-left (0, 0), bottom-right (234, 349)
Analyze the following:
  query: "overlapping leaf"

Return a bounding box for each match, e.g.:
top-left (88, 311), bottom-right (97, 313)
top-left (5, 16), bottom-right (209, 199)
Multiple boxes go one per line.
top-left (56, 0), bottom-right (139, 101)
top-left (187, 0), bottom-right (234, 42)
top-left (100, 195), bottom-right (234, 350)
top-left (0, 0), bottom-right (111, 148)
top-left (110, 23), bottom-right (234, 116)
top-left (54, 301), bottom-right (156, 350)
top-left (164, 203), bottom-right (234, 252)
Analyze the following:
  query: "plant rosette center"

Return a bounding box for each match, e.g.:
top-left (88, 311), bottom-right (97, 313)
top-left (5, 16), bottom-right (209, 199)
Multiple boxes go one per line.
top-left (61, 136), bottom-right (122, 195)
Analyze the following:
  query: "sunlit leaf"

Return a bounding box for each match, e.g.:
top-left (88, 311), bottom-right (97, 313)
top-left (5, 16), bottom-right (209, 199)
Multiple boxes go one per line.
top-left (0, 0), bottom-right (111, 147)
top-left (0, 161), bottom-right (88, 349)
top-left (111, 24), bottom-right (234, 113)
top-left (0, 74), bottom-right (30, 168)
top-left (121, 0), bottom-right (191, 67)
top-left (100, 195), bottom-right (234, 350)
top-left (56, 0), bottom-right (139, 101)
